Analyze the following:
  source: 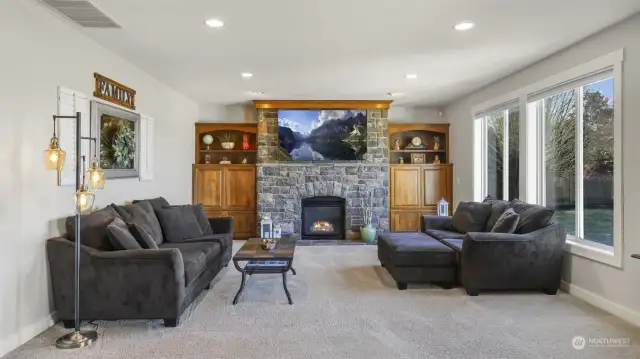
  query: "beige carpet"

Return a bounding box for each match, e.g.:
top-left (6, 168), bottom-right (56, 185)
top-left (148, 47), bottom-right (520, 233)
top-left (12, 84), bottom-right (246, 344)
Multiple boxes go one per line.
top-left (5, 242), bottom-right (640, 359)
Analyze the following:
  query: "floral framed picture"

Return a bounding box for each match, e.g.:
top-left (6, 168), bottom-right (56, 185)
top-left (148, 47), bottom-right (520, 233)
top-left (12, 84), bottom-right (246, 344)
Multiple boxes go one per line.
top-left (92, 101), bottom-right (140, 179)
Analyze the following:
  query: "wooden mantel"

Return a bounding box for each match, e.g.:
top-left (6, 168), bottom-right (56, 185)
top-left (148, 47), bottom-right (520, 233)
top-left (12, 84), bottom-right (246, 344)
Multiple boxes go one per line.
top-left (252, 100), bottom-right (393, 109)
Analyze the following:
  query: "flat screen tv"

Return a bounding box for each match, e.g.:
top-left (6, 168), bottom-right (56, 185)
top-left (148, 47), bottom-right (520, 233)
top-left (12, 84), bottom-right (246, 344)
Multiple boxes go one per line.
top-left (278, 109), bottom-right (367, 161)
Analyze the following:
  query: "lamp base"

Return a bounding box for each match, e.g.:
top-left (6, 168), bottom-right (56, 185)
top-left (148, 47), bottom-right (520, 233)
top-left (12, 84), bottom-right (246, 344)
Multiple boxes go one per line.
top-left (55, 330), bottom-right (98, 349)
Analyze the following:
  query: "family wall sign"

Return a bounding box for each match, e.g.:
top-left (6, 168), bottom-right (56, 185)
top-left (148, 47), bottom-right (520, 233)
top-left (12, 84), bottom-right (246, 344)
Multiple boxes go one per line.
top-left (93, 73), bottom-right (136, 110)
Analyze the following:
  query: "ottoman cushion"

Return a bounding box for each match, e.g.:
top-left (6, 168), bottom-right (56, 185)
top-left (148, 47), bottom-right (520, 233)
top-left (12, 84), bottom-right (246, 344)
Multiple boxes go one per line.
top-left (378, 232), bottom-right (455, 267)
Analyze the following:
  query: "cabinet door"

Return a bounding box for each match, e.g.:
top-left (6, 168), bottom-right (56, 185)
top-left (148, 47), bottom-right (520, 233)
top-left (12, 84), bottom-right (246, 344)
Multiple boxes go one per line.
top-left (193, 167), bottom-right (224, 211)
top-left (228, 211), bottom-right (256, 238)
top-left (422, 166), bottom-right (452, 209)
top-left (390, 167), bottom-right (421, 208)
top-left (224, 167), bottom-right (256, 211)
top-left (391, 211), bottom-right (422, 232)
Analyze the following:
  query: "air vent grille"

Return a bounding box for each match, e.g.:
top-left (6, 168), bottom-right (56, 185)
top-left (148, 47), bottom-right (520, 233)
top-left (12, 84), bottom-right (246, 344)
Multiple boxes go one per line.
top-left (40, 0), bottom-right (121, 28)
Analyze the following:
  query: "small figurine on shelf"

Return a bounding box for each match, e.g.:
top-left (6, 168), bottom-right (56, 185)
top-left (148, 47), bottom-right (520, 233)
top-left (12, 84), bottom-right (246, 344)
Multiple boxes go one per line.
top-left (398, 157), bottom-right (404, 164)
top-left (242, 134), bottom-right (251, 150)
top-left (219, 156), bottom-right (232, 164)
top-left (241, 157), bottom-right (248, 164)
top-left (433, 155), bottom-right (441, 164)
top-left (433, 136), bottom-right (441, 151)
top-left (204, 154), bottom-right (211, 164)
top-left (394, 139), bottom-right (401, 151)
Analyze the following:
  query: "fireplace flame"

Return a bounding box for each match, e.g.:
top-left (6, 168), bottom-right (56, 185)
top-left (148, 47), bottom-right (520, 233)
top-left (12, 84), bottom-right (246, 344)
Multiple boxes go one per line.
top-left (311, 221), bottom-right (334, 233)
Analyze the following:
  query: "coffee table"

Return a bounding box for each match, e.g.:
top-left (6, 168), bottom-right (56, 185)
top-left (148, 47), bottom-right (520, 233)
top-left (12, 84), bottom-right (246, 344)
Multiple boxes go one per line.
top-left (232, 238), bottom-right (297, 305)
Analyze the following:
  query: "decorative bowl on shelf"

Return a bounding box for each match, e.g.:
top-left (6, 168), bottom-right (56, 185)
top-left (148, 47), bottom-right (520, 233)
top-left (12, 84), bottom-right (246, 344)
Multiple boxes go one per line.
top-left (261, 238), bottom-right (277, 250)
top-left (221, 142), bottom-right (235, 150)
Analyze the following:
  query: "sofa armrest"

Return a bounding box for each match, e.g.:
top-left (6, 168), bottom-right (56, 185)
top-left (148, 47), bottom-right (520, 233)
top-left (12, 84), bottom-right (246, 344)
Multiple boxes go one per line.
top-left (208, 217), bottom-right (234, 236)
top-left (46, 237), bottom-right (185, 320)
top-left (421, 215), bottom-right (452, 232)
top-left (465, 232), bottom-right (534, 243)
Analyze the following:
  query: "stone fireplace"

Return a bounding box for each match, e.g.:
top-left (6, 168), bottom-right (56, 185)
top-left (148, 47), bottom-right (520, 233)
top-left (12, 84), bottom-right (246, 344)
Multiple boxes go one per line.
top-left (255, 102), bottom-right (390, 238)
top-left (301, 196), bottom-right (346, 240)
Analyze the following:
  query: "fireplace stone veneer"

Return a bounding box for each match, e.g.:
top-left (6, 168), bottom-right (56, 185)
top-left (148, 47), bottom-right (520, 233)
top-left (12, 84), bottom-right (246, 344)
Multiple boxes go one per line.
top-left (256, 108), bottom-right (389, 236)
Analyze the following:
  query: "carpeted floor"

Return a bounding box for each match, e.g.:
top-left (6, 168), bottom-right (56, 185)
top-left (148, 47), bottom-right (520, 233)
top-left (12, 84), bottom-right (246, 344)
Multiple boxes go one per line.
top-left (5, 242), bottom-right (640, 359)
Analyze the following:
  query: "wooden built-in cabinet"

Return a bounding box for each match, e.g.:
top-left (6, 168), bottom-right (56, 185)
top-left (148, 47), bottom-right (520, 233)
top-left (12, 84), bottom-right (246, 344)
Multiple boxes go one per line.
top-left (193, 123), bottom-right (258, 238)
top-left (388, 123), bottom-right (453, 232)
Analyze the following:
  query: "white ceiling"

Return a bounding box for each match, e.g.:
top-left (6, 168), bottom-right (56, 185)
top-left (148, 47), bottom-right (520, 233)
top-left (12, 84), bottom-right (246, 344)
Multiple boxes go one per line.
top-left (67, 0), bottom-right (639, 106)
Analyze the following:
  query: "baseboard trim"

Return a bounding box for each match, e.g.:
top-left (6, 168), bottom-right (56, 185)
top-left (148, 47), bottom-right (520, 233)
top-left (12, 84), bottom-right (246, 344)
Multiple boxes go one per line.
top-left (561, 281), bottom-right (640, 327)
top-left (0, 311), bottom-right (56, 358)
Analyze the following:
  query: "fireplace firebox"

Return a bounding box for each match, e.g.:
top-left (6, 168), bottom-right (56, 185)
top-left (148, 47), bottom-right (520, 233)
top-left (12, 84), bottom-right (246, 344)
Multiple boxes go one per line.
top-left (301, 196), bottom-right (346, 240)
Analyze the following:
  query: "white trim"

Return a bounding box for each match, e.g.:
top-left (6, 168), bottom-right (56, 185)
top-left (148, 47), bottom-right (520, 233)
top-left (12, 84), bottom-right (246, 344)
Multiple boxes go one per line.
top-left (575, 87), bottom-right (585, 238)
top-left (561, 281), bottom-right (640, 327)
top-left (502, 109), bottom-right (509, 200)
top-left (473, 118), bottom-right (483, 202)
top-left (92, 97), bottom-right (140, 115)
top-left (0, 312), bottom-right (56, 358)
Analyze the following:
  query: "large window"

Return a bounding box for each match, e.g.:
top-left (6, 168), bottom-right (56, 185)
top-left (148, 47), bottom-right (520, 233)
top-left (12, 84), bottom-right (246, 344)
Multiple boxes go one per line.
top-left (476, 105), bottom-right (520, 200)
top-left (531, 73), bottom-right (615, 247)
top-left (472, 51), bottom-right (622, 266)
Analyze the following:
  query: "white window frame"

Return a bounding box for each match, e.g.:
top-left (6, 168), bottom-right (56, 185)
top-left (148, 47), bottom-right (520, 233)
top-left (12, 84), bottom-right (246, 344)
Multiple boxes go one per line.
top-left (471, 50), bottom-right (624, 268)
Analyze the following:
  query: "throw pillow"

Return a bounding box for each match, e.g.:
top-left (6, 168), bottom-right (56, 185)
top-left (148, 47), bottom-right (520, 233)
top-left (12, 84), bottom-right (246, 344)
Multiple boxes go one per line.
top-left (132, 197), bottom-right (170, 211)
top-left (111, 201), bottom-right (164, 245)
top-left (155, 206), bottom-right (204, 242)
top-left (128, 223), bottom-right (159, 249)
top-left (167, 204), bottom-right (213, 235)
top-left (65, 205), bottom-right (121, 251)
top-left (106, 218), bottom-right (142, 250)
top-left (508, 198), bottom-right (555, 234)
top-left (451, 201), bottom-right (493, 234)
top-left (490, 208), bottom-right (520, 233)
top-left (482, 195), bottom-right (510, 232)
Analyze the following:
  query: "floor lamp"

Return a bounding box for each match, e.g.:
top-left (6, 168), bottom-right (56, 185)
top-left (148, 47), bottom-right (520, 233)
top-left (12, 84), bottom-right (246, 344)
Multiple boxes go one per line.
top-left (45, 111), bottom-right (105, 349)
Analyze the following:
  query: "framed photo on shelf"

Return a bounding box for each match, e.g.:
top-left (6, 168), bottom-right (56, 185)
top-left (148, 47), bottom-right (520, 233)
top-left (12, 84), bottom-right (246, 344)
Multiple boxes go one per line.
top-left (410, 153), bottom-right (425, 164)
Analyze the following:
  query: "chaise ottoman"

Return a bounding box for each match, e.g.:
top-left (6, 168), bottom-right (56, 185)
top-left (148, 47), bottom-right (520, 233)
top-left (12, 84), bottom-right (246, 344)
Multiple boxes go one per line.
top-left (378, 232), bottom-right (457, 290)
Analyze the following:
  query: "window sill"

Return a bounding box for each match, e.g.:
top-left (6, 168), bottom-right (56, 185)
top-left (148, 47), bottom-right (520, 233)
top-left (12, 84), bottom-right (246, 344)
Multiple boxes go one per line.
top-left (565, 236), bottom-right (622, 268)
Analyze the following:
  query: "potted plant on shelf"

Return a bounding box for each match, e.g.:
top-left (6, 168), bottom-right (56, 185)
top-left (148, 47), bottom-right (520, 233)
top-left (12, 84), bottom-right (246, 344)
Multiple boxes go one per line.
top-left (360, 190), bottom-right (376, 243)
top-left (217, 132), bottom-right (236, 149)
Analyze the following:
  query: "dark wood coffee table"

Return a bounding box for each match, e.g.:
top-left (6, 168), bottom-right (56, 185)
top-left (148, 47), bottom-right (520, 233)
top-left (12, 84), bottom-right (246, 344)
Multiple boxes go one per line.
top-left (232, 238), bottom-right (297, 305)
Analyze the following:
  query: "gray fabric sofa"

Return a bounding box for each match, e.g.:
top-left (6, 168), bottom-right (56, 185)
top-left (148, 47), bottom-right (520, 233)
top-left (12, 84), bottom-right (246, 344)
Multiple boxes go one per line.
top-left (379, 197), bottom-right (567, 296)
top-left (46, 197), bottom-right (234, 327)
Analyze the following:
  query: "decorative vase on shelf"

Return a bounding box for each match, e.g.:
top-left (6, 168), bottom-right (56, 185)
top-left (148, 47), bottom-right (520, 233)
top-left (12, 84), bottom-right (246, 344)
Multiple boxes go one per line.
top-left (242, 134), bottom-right (250, 150)
top-left (433, 136), bottom-right (441, 151)
top-left (360, 224), bottom-right (376, 243)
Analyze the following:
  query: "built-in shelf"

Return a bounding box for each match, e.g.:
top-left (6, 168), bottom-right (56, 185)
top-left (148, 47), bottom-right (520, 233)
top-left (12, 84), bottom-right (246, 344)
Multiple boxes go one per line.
top-left (200, 150), bottom-right (257, 153)
top-left (390, 150), bottom-right (446, 153)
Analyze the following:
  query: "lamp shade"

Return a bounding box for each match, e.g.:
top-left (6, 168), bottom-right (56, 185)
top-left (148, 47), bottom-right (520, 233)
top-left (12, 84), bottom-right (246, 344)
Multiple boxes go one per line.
top-left (87, 158), bottom-right (105, 190)
top-left (74, 187), bottom-right (95, 214)
top-left (44, 136), bottom-right (66, 171)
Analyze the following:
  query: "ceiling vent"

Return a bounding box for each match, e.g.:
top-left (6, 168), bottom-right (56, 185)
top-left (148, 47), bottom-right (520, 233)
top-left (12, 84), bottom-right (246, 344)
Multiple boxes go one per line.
top-left (39, 0), bottom-right (121, 28)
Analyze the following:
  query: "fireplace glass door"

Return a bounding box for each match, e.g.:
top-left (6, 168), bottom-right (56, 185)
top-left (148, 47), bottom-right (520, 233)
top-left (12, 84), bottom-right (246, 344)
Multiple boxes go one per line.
top-left (301, 196), bottom-right (346, 240)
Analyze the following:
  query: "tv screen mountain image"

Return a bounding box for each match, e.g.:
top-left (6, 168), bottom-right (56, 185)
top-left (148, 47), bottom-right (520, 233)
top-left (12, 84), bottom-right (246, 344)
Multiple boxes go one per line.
top-left (277, 109), bottom-right (368, 161)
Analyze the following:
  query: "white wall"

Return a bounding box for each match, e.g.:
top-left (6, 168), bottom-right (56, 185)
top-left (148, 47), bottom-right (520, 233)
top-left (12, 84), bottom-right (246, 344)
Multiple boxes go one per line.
top-left (445, 14), bottom-right (640, 323)
top-left (198, 103), bottom-right (446, 123)
top-left (0, 1), bottom-right (198, 356)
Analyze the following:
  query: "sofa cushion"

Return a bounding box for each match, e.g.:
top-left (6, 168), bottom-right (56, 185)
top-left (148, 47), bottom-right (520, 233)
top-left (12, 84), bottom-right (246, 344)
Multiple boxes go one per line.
top-left (112, 201), bottom-right (164, 245)
top-left (159, 242), bottom-right (221, 285)
top-left (451, 201), bottom-right (492, 233)
top-left (508, 199), bottom-right (555, 234)
top-left (106, 218), bottom-right (142, 250)
top-left (128, 222), bottom-right (159, 249)
top-left (482, 195), bottom-right (510, 232)
top-left (491, 208), bottom-right (520, 233)
top-left (377, 232), bottom-right (455, 267)
top-left (425, 229), bottom-right (466, 241)
top-left (155, 206), bottom-right (204, 242)
top-left (440, 238), bottom-right (463, 252)
top-left (65, 205), bottom-right (121, 251)
top-left (169, 204), bottom-right (213, 235)
top-left (132, 197), bottom-right (170, 211)
top-left (185, 234), bottom-right (232, 254)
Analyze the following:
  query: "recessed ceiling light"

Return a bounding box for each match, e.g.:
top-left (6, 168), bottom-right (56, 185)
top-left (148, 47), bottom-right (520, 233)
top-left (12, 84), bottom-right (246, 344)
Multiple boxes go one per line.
top-left (405, 74), bottom-right (418, 79)
top-left (241, 73), bottom-right (253, 78)
top-left (454, 22), bottom-right (475, 31)
top-left (204, 19), bottom-right (224, 28)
